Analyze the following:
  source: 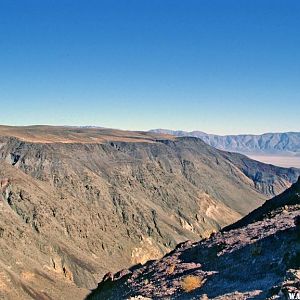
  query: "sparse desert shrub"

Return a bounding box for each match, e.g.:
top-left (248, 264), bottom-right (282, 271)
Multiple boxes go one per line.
top-left (287, 251), bottom-right (300, 269)
top-left (251, 243), bottom-right (262, 256)
top-left (167, 263), bottom-right (176, 275)
top-left (181, 275), bottom-right (203, 292)
top-left (216, 242), bottom-right (226, 253)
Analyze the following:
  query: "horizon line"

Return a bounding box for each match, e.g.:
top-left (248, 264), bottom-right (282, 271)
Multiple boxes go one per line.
top-left (0, 124), bottom-right (299, 137)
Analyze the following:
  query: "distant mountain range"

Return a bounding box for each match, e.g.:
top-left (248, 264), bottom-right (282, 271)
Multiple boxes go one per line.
top-left (150, 129), bottom-right (300, 155)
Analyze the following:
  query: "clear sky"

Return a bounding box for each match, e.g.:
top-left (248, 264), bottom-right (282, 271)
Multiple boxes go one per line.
top-left (0, 0), bottom-right (299, 134)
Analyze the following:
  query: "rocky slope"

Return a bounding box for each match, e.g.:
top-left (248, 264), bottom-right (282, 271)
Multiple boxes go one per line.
top-left (88, 177), bottom-right (300, 300)
top-left (150, 129), bottom-right (300, 155)
top-left (0, 126), bottom-right (299, 299)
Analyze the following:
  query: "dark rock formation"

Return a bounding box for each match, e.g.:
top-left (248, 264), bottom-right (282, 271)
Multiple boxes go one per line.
top-left (88, 178), bottom-right (300, 299)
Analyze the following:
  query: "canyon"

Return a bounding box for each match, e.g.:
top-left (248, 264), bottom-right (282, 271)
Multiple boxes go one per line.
top-left (0, 126), bottom-right (299, 299)
top-left (88, 177), bottom-right (300, 299)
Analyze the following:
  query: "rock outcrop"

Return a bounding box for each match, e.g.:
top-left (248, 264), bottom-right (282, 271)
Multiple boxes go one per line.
top-left (88, 178), bottom-right (300, 299)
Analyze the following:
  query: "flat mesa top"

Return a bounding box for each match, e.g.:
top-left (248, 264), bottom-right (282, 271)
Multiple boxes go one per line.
top-left (0, 125), bottom-right (175, 144)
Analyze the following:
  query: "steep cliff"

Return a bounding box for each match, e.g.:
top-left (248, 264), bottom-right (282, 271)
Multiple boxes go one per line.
top-left (88, 178), bottom-right (300, 299)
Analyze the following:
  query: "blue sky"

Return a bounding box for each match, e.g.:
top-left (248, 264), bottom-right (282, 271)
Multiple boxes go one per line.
top-left (0, 0), bottom-right (299, 134)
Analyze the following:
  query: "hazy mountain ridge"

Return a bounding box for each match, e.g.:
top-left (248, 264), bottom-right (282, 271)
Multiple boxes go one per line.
top-left (88, 177), bottom-right (300, 300)
top-left (0, 126), bottom-right (299, 299)
top-left (150, 129), bottom-right (300, 155)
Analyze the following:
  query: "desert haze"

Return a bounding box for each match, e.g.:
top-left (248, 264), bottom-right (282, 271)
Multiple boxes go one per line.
top-left (247, 154), bottom-right (300, 168)
top-left (151, 129), bottom-right (300, 168)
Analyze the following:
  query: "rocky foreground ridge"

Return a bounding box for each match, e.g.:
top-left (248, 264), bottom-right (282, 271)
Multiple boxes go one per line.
top-left (0, 126), bottom-right (299, 299)
top-left (88, 178), bottom-right (300, 300)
